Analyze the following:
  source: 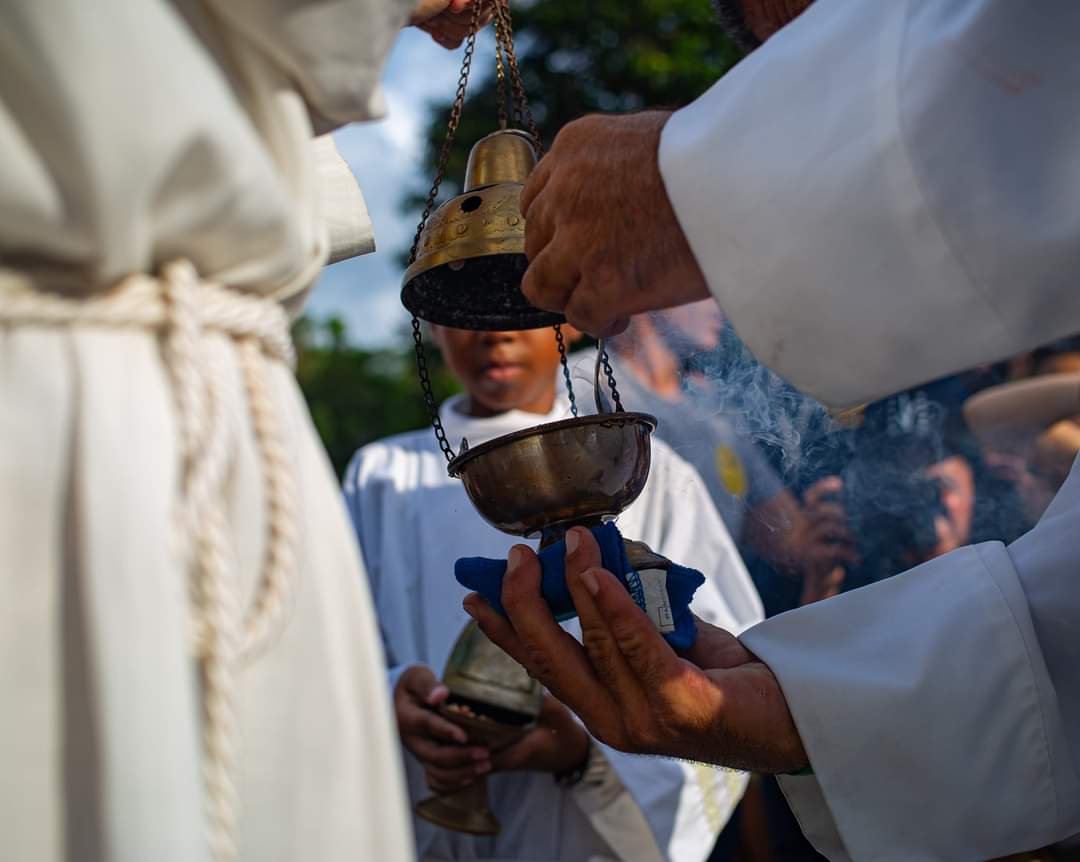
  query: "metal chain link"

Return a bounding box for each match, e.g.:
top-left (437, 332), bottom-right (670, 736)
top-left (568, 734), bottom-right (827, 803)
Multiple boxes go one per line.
top-left (412, 318), bottom-right (456, 460)
top-left (407, 0), bottom-right (484, 268)
top-left (493, 7), bottom-right (509, 130)
top-left (494, 0), bottom-right (628, 412)
top-left (553, 324), bottom-right (578, 418)
top-left (598, 344), bottom-right (625, 412)
top-left (407, 0), bottom-right (485, 462)
top-left (492, 0), bottom-right (543, 155)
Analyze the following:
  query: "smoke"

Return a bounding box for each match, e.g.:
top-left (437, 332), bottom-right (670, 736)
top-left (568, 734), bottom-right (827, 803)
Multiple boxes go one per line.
top-left (601, 305), bottom-right (1030, 587)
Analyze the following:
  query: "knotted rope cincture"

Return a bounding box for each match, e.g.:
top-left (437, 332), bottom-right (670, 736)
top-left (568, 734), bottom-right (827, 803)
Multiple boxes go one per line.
top-left (0, 260), bottom-right (299, 862)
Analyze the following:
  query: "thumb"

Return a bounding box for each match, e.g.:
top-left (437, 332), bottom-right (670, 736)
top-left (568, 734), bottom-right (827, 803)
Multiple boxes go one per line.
top-left (402, 665), bottom-right (448, 705)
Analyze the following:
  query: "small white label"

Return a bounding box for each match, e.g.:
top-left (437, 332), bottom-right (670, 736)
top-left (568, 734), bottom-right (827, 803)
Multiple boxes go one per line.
top-left (637, 568), bottom-right (675, 633)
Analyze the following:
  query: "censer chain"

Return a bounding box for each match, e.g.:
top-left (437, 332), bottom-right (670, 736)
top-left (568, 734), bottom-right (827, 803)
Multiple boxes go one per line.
top-left (407, 0), bottom-right (485, 463)
top-left (553, 323), bottom-right (578, 418)
top-left (494, 2), bottom-right (628, 411)
top-left (598, 344), bottom-right (625, 412)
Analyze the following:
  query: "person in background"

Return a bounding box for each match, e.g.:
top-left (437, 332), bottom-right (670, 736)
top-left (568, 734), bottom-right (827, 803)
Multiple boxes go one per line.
top-left (966, 336), bottom-right (1080, 524)
top-left (603, 302), bottom-right (856, 611)
top-left (344, 324), bottom-right (763, 862)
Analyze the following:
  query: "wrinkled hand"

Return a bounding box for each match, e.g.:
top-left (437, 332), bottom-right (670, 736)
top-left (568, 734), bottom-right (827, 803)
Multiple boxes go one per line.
top-left (464, 529), bottom-right (808, 773)
top-left (490, 695), bottom-right (591, 775)
top-left (394, 665), bottom-right (491, 793)
top-left (519, 112), bottom-right (711, 338)
top-left (409, 0), bottom-right (494, 50)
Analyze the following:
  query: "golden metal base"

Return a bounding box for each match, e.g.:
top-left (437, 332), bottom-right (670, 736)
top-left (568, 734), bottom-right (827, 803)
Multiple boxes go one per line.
top-left (415, 779), bottom-right (501, 836)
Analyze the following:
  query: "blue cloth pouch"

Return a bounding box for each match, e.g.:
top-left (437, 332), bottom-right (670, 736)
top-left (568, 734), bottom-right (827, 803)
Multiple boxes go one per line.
top-left (455, 522), bottom-right (705, 649)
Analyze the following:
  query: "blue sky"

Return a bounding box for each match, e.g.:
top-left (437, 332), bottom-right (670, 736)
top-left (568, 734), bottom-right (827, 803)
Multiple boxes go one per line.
top-left (308, 28), bottom-right (495, 347)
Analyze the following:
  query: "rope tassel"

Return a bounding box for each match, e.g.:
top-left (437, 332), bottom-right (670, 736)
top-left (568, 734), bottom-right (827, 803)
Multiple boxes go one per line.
top-left (0, 260), bottom-right (300, 862)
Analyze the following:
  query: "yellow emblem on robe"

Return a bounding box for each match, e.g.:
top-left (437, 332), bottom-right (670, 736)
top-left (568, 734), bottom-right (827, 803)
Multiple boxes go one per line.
top-left (715, 445), bottom-right (748, 498)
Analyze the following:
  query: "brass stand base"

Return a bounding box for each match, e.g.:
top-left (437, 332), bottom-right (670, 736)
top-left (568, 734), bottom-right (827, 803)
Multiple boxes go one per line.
top-left (415, 781), bottom-right (500, 836)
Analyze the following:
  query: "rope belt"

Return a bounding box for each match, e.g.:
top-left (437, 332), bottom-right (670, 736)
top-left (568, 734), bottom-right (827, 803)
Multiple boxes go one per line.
top-left (0, 259), bottom-right (299, 862)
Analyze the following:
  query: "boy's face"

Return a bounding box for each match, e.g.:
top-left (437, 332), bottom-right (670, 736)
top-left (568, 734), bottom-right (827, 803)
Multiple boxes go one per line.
top-left (432, 325), bottom-right (578, 417)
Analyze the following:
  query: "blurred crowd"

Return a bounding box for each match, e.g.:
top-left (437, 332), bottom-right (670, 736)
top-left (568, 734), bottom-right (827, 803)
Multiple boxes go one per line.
top-left (606, 300), bottom-right (1080, 862)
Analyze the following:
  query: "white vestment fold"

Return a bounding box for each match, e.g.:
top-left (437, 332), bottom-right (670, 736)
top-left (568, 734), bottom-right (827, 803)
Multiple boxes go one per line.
top-left (659, 0), bottom-right (1080, 858)
top-left (344, 385), bottom-right (764, 862)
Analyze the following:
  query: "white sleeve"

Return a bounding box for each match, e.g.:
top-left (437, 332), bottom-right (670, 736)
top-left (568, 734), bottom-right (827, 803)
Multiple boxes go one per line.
top-left (659, 0), bottom-right (1080, 410)
top-left (740, 462), bottom-right (1080, 861)
top-left (203, 0), bottom-right (415, 129)
top-left (341, 444), bottom-right (424, 693)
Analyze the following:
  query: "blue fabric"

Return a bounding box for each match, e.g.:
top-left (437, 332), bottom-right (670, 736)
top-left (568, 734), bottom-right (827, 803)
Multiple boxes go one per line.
top-left (455, 522), bottom-right (705, 649)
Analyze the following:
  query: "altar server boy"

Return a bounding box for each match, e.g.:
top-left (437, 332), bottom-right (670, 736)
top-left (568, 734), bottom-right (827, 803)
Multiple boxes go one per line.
top-left (344, 324), bottom-right (763, 862)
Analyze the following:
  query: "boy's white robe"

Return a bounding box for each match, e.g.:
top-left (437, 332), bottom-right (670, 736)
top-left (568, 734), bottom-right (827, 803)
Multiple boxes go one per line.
top-left (344, 393), bottom-right (764, 862)
top-left (658, 0), bottom-right (1080, 858)
top-left (0, 1), bottom-right (415, 860)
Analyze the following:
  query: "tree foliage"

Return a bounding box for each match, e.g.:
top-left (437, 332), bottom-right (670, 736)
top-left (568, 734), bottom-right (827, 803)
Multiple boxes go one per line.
top-left (293, 316), bottom-right (460, 477)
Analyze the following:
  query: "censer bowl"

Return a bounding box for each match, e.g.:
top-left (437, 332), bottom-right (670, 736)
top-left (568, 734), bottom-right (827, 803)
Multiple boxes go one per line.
top-left (447, 412), bottom-right (657, 541)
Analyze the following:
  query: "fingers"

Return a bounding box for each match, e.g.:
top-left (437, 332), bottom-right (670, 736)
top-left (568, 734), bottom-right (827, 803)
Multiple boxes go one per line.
top-left (803, 475), bottom-right (843, 505)
top-left (399, 665), bottom-right (448, 705)
top-left (463, 591), bottom-right (536, 668)
top-left (492, 545), bottom-right (621, 735)
top-left (415, 0), bottom-right (495, 49)
top-left (520, 243), bottom-right (579, 314)
top-left (425, 757), bottom-right (490, 793)
top-left (523, 198), bottom-right (554, 262)
top-left (520, 155), bottom-right (553, 218)
top-left (680, 614), bottom-right (753, 670)
top-left (565, 566), bottom-right (653, 723)
top-left (399, 697), bottom-right (469, 746)
top-left (803, 501), bottom-right (846, 526)
top-left (563, 270), bottom-right (628, 338)
top-left (410, 732), bottom-right (489, 770)
top-left (564, 526), bottom-right (602, 572)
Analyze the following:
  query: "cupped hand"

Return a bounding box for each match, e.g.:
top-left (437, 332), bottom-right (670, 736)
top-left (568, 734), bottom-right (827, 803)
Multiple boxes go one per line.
top-left (464, 528), bottom-right (808, 774)
top-left (490, 695), bottom-right (591, 775)
top-left (394, 665), bottom-right (491, 793)
top-left (519, 111), bottom-right (711, 338)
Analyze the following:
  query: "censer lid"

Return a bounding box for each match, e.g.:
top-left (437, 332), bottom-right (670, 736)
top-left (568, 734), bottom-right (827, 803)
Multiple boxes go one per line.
top-left (402, 129), bottom-right (563, 331)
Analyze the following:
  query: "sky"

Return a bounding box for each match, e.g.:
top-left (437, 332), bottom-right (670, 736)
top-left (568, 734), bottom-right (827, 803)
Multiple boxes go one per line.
top-left (308, 28), bottom-right (494, 348)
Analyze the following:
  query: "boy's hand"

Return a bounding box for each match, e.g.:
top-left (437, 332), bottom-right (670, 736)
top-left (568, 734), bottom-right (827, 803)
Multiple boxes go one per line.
top-left (394, 665), bottom-right (492, 793)
top-left (491, 695), bottom-right (591, 775)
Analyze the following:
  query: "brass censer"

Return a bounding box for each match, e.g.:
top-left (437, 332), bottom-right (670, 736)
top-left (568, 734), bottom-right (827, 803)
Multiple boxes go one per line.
top-left (401, 0), bottom-right (658, 836)
top-left (414, 621), bottom-right (544, 836)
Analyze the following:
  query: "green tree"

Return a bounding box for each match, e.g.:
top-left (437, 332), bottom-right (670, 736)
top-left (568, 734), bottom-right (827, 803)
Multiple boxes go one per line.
top-left (293, 316), bottom-right (460, 477)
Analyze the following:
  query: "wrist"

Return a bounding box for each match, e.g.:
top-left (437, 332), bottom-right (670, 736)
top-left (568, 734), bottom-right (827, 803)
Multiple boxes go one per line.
top-left (554, 734), bottom-right (593, 787)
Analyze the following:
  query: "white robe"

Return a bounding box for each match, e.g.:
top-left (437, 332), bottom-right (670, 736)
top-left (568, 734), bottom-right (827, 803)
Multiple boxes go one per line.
top-left (343, 390), bottom-right (764, 862)
top-left (659, 0), bottom-right (1080, 858)
top-left (0, 2), bottom-right (415, 860)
